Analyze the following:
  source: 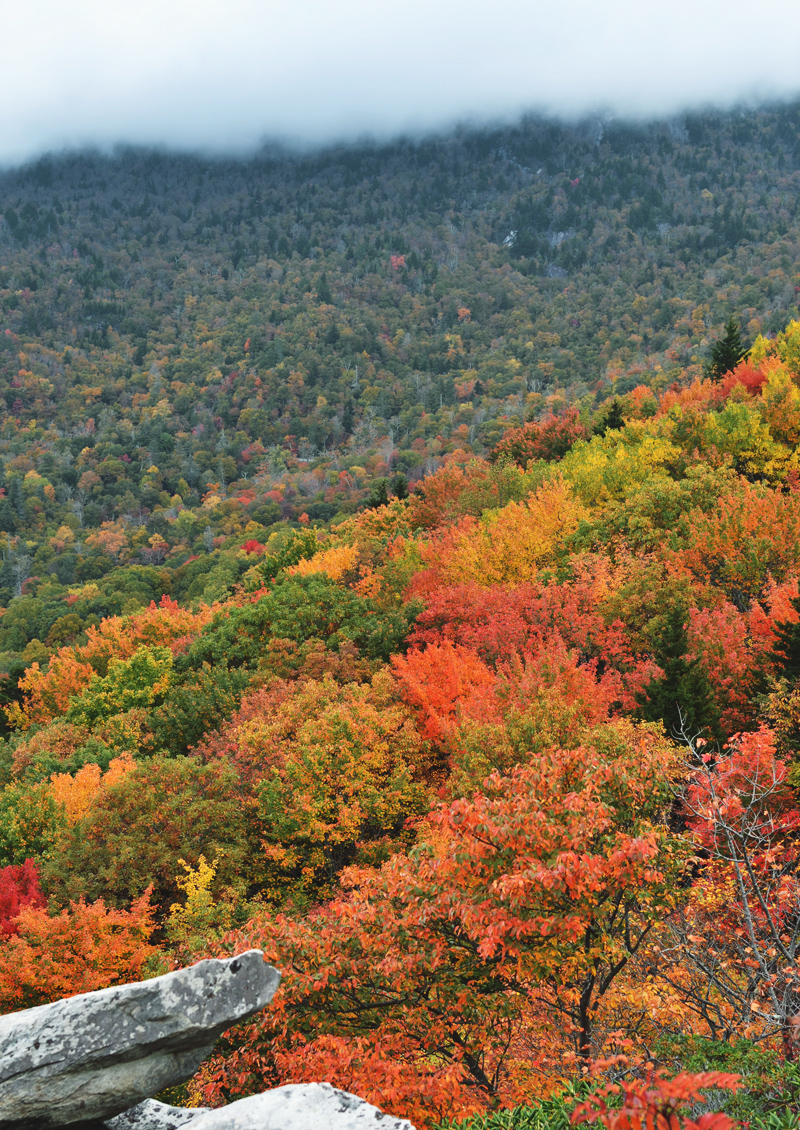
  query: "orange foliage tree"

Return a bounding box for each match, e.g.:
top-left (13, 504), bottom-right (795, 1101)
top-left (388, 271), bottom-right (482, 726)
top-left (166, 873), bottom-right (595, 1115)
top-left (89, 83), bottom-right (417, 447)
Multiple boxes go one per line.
top-left (415, 479), bottom-right (586, 589)
top-left (192, 720), bottom-right (685, 1125)
top-left (407, 459), bottom-right (529, 530)
top-left (678, 480), bottom-right (800, 609)
top-left (0, 891), bottom-right (157, 1012)
top-left (200, 672), bottom-right (433, 905)
top-left (49, 753), bottom-right (136, 824)
top-left (391, 642), bottom-right (500, 746)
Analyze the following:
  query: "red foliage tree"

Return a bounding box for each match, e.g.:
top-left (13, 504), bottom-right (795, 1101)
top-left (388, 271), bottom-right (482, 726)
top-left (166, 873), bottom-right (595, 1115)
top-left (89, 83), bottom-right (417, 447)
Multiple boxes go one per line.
top-left (685, 602), bottom-right (770, 734)
top-left (408, 570), bottom-right (655, 712)
top-left (0, 860), bottom-right (45, 937)
top-left (710, 360), bottom-right (768, 406)
top-left (490, 406), bottom-right (589, 467)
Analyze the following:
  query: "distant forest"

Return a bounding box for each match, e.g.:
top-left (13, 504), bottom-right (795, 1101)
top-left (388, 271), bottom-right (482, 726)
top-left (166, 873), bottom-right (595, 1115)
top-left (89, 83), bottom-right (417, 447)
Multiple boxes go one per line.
top-left (0, 102), bottom-right (799, 680)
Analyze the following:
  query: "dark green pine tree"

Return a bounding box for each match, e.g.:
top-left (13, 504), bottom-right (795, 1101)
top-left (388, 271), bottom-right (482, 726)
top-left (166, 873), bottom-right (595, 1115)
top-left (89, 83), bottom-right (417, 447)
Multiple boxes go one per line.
top-left (316, 272), bottom-right (332, 304)
top-left (392, 473), bottom-right (409, 500)
top-left (707, 317), bottom-right (748, 379)
top-left (637, 603), bottom-right (722, 742)
top-left (771, 594), bottom-right (800, 682)
top-left (9, 477), bottom-right (25, 521)
top-left (594, 398), bottom-right (625, 436)
top-left (364, 478), bottom-right (390, 510)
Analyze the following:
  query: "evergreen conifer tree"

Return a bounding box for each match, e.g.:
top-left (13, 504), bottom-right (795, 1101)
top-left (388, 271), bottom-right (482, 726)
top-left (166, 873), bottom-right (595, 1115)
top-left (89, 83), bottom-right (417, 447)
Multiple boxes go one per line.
top-left (771, 594), bottom-right (800, 682)
top-left (594, 398), bottom-right (625, 436)
top-left (637, 603), bottom-right (721, 741)
top-left (317, 273), bottom-right (332, 304)
top-left (707, 317), bottom-right (748, 379)
top-left (364, 478), bottom-right (389, 509)
top-left (9, 479), bottom-right (25, 521)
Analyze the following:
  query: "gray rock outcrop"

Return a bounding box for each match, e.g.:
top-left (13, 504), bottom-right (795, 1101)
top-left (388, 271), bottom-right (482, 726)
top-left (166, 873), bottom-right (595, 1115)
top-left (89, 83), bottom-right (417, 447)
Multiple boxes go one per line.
top-left (181, 1084), bottom-right (414, 1130)
top-left (107, 1100), bottom-right (210, 1129)
top-left (0, 950), bottom-right (280, 1130)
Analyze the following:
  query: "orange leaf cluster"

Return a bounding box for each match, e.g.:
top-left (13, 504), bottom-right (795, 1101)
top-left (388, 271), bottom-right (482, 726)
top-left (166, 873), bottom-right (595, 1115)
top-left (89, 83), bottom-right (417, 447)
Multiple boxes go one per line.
top-left (0, 891), bottom-right (157, 1012)
top-left (50, 753), bottom-right (136, 824)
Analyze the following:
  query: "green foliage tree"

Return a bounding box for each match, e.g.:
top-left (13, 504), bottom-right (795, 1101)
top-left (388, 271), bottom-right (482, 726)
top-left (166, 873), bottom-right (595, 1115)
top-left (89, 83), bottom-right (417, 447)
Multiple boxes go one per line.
top-left (593, 398), bottom-right (625, 436)
top-left (150, 664), bottom-right (250, 757)
top-left (0, 782), bottom-right (65, 868)
top-left (364, 479), bottom-right (390, 510)
top-left (65, 646), bottom-right (173, 727)
top-left (260, 529), bottom-right (320, 585)
top-left (184, 575), bottom-right (418, 673)
top-left (42, 755), bottom-right (247, 914)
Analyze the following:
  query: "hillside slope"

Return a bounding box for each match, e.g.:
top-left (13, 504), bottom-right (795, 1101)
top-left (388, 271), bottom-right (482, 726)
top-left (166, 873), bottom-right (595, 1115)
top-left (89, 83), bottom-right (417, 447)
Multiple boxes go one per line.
top-left (0, 103), bottom-right (799, 674)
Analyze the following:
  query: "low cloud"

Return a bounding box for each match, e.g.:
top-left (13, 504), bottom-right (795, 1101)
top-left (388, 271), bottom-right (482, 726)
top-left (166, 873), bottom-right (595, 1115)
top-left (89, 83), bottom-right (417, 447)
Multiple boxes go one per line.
top-left (3, 0), bottom-right (800, 164)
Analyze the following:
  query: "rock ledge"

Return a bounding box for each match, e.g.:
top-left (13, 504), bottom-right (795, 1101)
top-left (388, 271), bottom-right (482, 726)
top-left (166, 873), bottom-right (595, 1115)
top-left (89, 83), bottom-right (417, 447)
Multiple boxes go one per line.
top-left (0, 950), bottom-right (280, 1130)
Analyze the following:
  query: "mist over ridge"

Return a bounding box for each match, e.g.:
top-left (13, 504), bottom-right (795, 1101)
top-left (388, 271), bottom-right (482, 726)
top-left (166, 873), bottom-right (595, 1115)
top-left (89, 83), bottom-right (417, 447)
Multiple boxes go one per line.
top-left (3, 0), bottom-right (800, 167)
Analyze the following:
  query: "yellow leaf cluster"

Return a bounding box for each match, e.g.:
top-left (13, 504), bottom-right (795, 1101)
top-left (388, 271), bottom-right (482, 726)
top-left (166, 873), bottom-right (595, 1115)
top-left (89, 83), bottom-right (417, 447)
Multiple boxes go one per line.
top-left (287, 542), bottom-right (359, 581)
top-left (165, 855), bottom-right (234, 956)
top-left (561, 423), bottom-right (681, 506)
top-left (437, 478), bottom-right (587, 586)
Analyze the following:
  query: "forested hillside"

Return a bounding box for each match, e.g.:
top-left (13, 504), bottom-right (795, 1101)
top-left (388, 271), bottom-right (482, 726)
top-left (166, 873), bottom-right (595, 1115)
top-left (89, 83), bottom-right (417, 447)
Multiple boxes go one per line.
top-left (1, 105), bottom-right (800, 678)
top-left (2, 107), bottom-right (800, 1129)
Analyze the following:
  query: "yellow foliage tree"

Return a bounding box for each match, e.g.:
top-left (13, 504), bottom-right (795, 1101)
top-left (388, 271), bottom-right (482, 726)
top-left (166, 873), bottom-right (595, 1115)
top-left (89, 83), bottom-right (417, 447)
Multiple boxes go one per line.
top-left (165, 855), bottom-right (236, 961)
top-left (287, 542), bottom-right (359, 581)
top-left (749, 318), bottom-right (800, 374)
top-left (561, 422), bottom-right (681, 506)
top-left (430, 477), bottom-right (587, 586)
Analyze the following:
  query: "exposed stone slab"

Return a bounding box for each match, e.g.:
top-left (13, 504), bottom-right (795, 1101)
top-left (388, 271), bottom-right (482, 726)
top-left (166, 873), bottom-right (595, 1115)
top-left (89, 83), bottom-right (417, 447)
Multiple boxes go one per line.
top-left (0, 950), bottom-right (280, 1130)
top-left (106, 1100), bottom-right (210, 1130)
top-left (187, 1084), bottom-right (415, 1130)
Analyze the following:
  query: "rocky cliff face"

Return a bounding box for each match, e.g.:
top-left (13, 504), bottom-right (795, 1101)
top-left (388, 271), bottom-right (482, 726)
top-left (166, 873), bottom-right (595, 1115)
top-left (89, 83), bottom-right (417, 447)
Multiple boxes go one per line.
top-left (0, 952), bottom-right (414, 1130)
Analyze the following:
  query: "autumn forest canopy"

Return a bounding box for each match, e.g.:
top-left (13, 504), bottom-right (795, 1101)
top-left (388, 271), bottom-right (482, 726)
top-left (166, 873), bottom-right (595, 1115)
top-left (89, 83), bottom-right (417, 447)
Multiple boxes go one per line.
top-left (2, 104), bottom-right (800, 1128)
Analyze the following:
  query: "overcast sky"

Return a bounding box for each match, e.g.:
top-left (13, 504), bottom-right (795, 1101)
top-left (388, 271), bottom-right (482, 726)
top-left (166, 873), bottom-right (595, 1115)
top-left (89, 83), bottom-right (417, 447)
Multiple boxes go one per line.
top-left (2, 0), bottom-right (800, 166)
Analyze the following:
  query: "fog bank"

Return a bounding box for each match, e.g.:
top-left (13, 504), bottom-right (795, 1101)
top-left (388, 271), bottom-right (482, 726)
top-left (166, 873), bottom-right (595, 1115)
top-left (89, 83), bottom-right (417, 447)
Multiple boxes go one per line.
top-left (3, 0), bottom-right (800, 165)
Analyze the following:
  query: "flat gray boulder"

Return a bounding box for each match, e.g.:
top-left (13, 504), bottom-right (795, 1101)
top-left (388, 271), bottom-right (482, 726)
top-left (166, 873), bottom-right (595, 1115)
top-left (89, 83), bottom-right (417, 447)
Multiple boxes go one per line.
top-left (187, 1084), bottom-right (414, 1130)
top-left (107, 1100), bottom-right (210, 1129)
top-left (0, 950), bottom-right (280, 1130)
